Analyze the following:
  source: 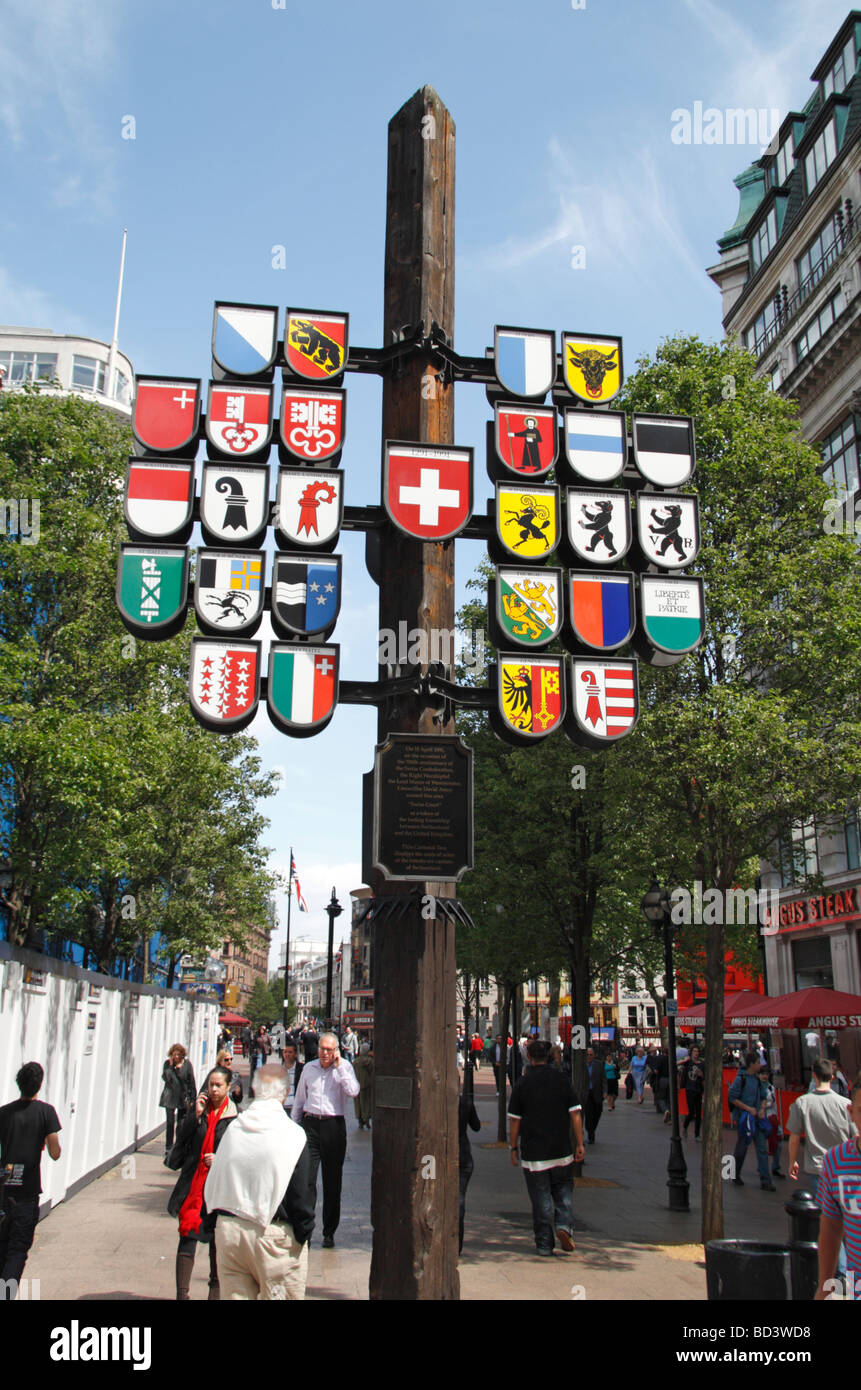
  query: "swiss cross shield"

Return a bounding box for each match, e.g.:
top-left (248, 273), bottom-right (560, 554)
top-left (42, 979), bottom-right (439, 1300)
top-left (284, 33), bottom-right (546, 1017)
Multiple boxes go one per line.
top-left (492, 655), bottom-right (565, 744)
top-left (212, 302), bottom-right (278, 378)
top-left (285, 309), bottom-right (348, 381)
top-left (267, 643), bottom-right (339, 737)
top-left (635, 493), bottom-right (700, 569)
top-left (493, 403), bottom-right (557, 477)
top-left (490, 567), bottom-right (562, 649)
top-left (566, 488), bottom-right (631, 565)
top-left (205, 383), bottom-right (273, 458)
top-left (275, 469), bottom-right (343, 549)
top-left (132, 377), bottom-right (201, 454)
top-left (279, 386), bottom-right (345, 463)
top-left (563, 409), bottom-right (627, 483)
top-left (124, 459), bottom-right (195, 541)
top-left (567, 658), bottom-right (639, 745)
top-left (116, 544), bottom-right (189, 639)
top-left (632, 414), bottom-right (695, 488)
top-left (194, 550), bottom-right (265, 636)
top-left (493, 326), bottom-right (556, 399)
top-left (567, 571), bottom-right (635, 651)
top-left (200, 464), bottom-right (270, 545)
top-left (495, 484), bottom-right (560, 560)
top-left (271, 553), bottom-right (342, 638)
top-left (384, 443), bottom-right (472, 541)
top-left (562, 334), bottom-right (623, 404)
top-left (189, 638), bottom-right (261, 732)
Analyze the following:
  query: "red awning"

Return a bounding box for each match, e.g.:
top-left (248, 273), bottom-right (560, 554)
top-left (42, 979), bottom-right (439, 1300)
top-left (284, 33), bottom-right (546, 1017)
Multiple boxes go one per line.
top-left (676, 990), bottom-right (768, 1028)
top-left (740, 986), bottom-right (861, 1030)
top-left (218, 1010), bottom-right (251, 1025)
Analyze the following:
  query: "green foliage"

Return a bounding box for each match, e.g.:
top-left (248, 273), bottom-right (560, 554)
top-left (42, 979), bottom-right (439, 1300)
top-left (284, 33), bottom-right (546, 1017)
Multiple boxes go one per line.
top-left (0, 387), bottom-right (278, 973)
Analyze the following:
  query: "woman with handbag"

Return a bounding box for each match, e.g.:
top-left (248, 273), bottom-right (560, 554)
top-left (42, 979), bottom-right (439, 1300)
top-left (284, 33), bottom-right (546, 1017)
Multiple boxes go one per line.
top-left (681, 1045), bottom-right (705, 1140)
top-left (167, 1066), bottom-right (238, 1300)
top-left (160, 1044), bottom-right (196, 1163)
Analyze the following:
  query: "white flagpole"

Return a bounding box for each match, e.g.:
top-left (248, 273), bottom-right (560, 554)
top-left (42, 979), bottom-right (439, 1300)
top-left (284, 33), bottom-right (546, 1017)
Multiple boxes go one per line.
top-left (106, 228), bottom-right (128, 402)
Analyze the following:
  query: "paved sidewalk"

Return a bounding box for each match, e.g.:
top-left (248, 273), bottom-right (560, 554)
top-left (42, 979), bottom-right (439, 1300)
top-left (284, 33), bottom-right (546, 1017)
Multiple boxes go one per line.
top-left (24, 1066), bottom-right (800, 1301)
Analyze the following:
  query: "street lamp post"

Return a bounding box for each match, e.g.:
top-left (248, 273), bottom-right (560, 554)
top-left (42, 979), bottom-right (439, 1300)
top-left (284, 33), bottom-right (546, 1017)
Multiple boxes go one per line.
top-left (641, 878), bottom-right (690, 1212)
top-left (324, 887), bottom-right (343, 1030)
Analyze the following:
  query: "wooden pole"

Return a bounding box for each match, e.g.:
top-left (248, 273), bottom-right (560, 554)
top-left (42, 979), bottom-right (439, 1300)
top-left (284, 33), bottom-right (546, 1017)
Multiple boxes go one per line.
top-left (368, 86), bottom-right (459, 1300)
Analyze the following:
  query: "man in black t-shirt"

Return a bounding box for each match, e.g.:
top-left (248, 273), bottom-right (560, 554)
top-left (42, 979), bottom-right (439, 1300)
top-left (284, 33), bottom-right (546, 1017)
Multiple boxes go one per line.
top-left (0, 1061), bottom-right (62, 1294)
top-left (508, 1039), bottom-right (585, 1257)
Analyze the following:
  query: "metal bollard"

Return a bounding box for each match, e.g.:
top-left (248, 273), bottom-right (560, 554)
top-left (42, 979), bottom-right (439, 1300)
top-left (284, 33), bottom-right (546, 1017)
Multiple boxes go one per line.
top-left (785, 1188), bottom-right (820, 1301)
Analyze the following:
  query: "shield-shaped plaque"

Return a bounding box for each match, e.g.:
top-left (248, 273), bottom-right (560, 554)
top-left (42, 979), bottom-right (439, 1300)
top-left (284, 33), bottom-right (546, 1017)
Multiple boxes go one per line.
top-left (285, 309), bottom-right (348, 380)
top-left (493, 326), bottom-right (556, 399)
top-left (491, 567), bottom-right (563, 648)
top-left (566, 571), bottom-right (635, 651)
top-left (492, 654), bottom-right (565, 743)
top-left (194, 550), bottom-right (265, 636)
top-left (566, 488), bottom-right (631, 565)
top-left (384, 443), bottom-right (473, 541)
top-left (189, 638), bottom-right (261, 732)
top-left (563, 408), bottom-right (627, 483)
top-left (116, 544), bottom-right (189, 639)
top-left (638, 575), bottom-right (704, 655)
top-left (567, 658), bottom-right (639, 745)
top-left (275, 469), bottom-right (343, 549)
top-left (271, 553), bottom-right (342, 638)
top-left (493, 403), bottom-right (557, 477)
top-left (205, 382), bottom-right (273, 458)
top-left (279, 385), bottom-right (345, 464)
top-left (267, 643), bottom-right (339, 737)
top-left (200, 463), bottom-right (270, 546)
top-left (124, 459), bottom-right (195, 541)
top-left (212, 302), bottom-right (278, 378)
top-left (635, 493), bottom-right (700, 569)
top-left (495, 484), bottom-right (560, 560)
top-left (132, 377), bottom-right (201, 454)
top-left (632, 414), bottom-right (695, 488)
top-left (562, 334), bottom-right (623, 404)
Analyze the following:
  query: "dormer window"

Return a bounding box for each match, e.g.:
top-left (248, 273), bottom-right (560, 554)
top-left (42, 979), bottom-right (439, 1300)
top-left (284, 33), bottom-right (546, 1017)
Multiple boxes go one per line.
top-left (750, 207), bottom-right (778, 271)
top-left (822, 33), bottom-right (857, 99)
top-left (805, 117), bottom-right (838, 193)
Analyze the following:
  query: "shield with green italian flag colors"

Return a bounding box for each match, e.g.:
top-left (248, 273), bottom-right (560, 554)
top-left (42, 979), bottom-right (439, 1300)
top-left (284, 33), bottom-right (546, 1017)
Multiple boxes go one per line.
top-left (640, 575), bottom-right (704, 654)
top-left (116, 544), bottom-right (189, 639)
top-left (267, 643), bottom-right (339, 737)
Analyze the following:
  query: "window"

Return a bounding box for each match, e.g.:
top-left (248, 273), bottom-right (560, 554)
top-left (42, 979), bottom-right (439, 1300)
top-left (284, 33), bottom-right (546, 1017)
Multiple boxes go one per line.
top-left (627, 1005), bottom-right (638, 1028)
top-left (779, 818), bottom-right (819, 887)
top-left (796, 208), bottom-right (843, 297)
top-left (114, 369), bottom-right (131, 405)
top-left (750, 207), bottom-right (778, 272)
top-left (0, 350), bottom-right (58, 384)
top-left (775, 140), bottom-right (792, 187)
top-left (768, 362), bottom-right (781, 391)
top-left (792, 936), bottom-right (834, 990)
top-left (822, 35), bottom-right (857, 99)
top-left (804, 118), bottom-right (838, 193)
top-left (820, 415), bottom-right (860, 495)
top-left (794, 286), bottom-right (844, 362)
top-left (645, 1006), bottom-right (656, 1028)
top-left (744, 298), bottom-right (781, 356)
top-left (846, 810), bottom-right (861, 871)
top-left (72, 355), bottom-right (107, 393)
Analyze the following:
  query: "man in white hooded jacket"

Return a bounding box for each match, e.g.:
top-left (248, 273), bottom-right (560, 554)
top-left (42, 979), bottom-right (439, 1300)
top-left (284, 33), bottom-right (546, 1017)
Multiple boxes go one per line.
top-left (205, 1065), bottom-right (316, 1299)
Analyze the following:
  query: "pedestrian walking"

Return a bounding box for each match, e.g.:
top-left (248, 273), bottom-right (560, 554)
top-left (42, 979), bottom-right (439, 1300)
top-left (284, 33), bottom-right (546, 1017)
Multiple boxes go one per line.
top-left (508, 1040), bottom-right (585, 1257)
top-left (280, 1042), bottom-right (304, 1118)
top-left (301, 1026), bottom-right (319, 1063)
top-left (789, 1059), bottom-right (854, 1282)
top-left (470, 1033), bottom-right (483, 1072)
top-left (0, 1062), bottom-right (61, 1298)
top-left (630, 1046), bottom-right (647, 1102)
top-left (159, 1044), bottom-right (197, 1162)
top-left (762, 1068), bottom-right (786, 1179)
top-left (728, 1052), bottom-right (775, 1191)
top-left (815, 1072), bottom-right (861, 1300)
top-left (353, 1043), bottom-right (374, 1129)
top-left (205, 1066), bottom-right (315, 1300)
top-left (341, 1026), bottom-right (359, 1062)
top-left (584, 1046), bottom-right (606, 1143)
top-left (291, 1031), bottom-right (359, 1247)
top-left (604, 1054), bottom-right (620, 1112)
top-left (458, 1074), bottom-right (480, 1254)
top-left (653, 1048), bottom-right (671, 1122)
top-left (200, 1050), bottom-right (243, 1111)
top-left (167, 1066), bottom-right (238, 1300)
top-left (681, 1045), bottom-right (704, 1139)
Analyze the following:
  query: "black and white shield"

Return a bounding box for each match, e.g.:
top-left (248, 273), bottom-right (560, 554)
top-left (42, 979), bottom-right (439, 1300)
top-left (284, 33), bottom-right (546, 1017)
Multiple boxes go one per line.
top-left (635, 493), bottom-right (700, 569)
top-left (194, 550), bottom-right (266, 636)
top-left (200, 463), bottom-right (270, 546)
top-left (271, 553), bottom-right (342, 638)
top-left (566, 488), bottom-right (631, 565)
top-left (632, 414), bottom-right (695, 488)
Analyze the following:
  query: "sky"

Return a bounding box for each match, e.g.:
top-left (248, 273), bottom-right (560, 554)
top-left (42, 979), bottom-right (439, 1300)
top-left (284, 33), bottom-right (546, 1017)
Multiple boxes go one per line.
top-left (0, 0), bottom-right (852, 967)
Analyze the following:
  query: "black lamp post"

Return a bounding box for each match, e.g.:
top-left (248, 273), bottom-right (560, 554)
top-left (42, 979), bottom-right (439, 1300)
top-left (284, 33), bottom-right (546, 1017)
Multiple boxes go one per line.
top-left (324, 887), bottom-right (343, 1030)
top-left (641, 878), bottom-right (690, 1212)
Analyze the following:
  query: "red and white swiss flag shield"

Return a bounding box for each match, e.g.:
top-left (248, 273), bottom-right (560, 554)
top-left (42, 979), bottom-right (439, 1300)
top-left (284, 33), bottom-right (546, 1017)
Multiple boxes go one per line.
top-left (132, 377), bottom-right (201, 454)
top-left (383, 442), bottom-right (473, 541)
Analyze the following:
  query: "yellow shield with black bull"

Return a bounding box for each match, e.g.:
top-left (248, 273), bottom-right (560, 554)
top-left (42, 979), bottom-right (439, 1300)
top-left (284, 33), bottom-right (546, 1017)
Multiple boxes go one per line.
top-left (562, 333), bottom-right (623, 404)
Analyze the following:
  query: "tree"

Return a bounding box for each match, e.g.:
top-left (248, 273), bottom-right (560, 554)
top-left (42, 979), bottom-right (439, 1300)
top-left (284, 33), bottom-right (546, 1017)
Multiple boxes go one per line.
top-left (246, 977), bottom-right (272, 1026)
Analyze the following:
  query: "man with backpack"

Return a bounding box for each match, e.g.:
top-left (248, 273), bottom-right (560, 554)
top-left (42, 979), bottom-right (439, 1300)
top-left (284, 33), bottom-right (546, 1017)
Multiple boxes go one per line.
top-left (729, 1052), bottom-right (775, 1191)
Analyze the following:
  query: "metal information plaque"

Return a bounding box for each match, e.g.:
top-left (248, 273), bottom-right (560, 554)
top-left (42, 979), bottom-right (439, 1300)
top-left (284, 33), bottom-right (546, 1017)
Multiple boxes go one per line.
top-left (364, 733), bottom-right (473, 882)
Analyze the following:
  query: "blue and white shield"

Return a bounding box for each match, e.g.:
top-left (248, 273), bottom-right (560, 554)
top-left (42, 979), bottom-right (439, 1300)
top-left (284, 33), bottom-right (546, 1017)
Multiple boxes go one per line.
top-left (494, 326), bottom-right (556, 399)
top-left (271, 553), bottom-right (342, 638)
top-left (212, 302), bottom-right (279, 377)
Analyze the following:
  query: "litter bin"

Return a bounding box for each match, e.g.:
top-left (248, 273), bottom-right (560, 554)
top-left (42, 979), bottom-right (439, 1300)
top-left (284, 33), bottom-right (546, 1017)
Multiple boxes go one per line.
top-left (705, 1240), bottom-right (791, 1300)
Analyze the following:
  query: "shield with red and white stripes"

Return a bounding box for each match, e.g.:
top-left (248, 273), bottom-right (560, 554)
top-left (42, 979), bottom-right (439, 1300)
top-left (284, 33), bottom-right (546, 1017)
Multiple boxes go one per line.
top-left (570, 659), bottom-right (639, 743)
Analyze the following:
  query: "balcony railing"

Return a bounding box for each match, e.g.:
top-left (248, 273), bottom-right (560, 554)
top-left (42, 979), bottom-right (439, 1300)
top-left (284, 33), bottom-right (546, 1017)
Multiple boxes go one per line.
top-left (750, 199), bottom-right (858, 359)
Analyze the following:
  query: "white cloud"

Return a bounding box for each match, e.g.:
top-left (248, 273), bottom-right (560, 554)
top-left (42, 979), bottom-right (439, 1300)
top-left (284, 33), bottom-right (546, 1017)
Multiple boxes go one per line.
top-left (0, 266), bottom-right (82, 332)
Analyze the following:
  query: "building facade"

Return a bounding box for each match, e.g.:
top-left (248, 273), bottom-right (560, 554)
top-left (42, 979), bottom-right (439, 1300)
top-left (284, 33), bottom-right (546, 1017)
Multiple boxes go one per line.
top-left (0, 326), bottom-right (133, 416)
top-left (707, 12), bottom-right (861, 1084)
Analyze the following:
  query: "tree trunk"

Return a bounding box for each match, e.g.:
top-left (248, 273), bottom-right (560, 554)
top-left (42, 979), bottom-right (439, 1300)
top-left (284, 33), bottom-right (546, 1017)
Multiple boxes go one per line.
top-left (497, 983), bottom-right (512, 1141)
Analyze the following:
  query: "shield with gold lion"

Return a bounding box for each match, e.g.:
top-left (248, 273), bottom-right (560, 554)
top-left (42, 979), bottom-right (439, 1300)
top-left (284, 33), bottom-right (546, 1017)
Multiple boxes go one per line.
top-left (562, 333), bottom-right (623, 404)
